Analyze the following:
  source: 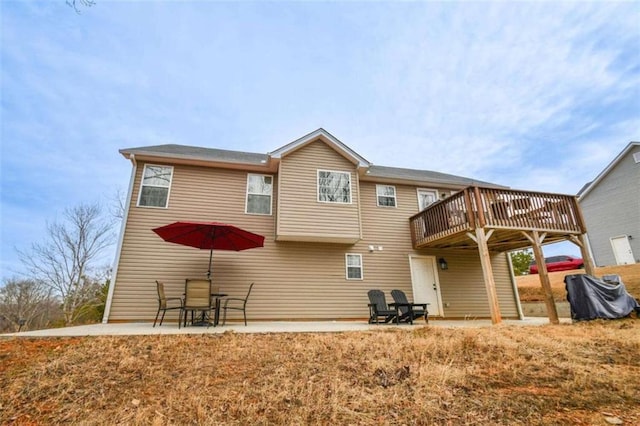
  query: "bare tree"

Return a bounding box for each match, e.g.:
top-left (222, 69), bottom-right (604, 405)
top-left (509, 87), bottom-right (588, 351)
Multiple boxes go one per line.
top-left (0, 278), bottom-right (58, 332)
top-left (67, 0), bottom-right (95, 14)
top-left (110, 186), bottom-right (126, 221)
top-left (18, 203), bottom-right (115, 326)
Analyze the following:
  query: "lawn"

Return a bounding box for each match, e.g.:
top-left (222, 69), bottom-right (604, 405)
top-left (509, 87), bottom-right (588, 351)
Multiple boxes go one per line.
top-left (1, 320), bottom-right (639, 425)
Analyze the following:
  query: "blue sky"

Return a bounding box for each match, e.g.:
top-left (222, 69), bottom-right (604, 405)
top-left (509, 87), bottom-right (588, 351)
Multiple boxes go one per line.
top-left (1, 1), bottom-right (639, 278)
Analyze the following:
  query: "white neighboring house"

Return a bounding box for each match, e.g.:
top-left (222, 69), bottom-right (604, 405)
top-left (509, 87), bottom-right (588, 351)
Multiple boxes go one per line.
top-left (578, 142), bottom-right (640, 266)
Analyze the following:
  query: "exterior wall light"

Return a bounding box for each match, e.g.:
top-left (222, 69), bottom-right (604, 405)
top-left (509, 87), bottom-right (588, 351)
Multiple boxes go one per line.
top-left (438, 258), bottom-right (448, 270)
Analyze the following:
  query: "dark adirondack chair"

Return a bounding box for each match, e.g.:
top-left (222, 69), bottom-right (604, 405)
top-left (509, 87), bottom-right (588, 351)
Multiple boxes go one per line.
top-left (367, 290), bottom-right (398, 324)
top-left (391, 289), bottom-right (429, 324)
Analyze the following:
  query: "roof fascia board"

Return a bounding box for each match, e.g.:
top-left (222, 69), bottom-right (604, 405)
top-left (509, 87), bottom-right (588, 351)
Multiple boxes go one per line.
top-left (269, 128), bottom-right (370, 168)
top-left (119, 150), bottom-right (277, 173)
top-left (359, 174), bottom-right (472, 189)
top-left (578, 142), bottom-right (640, 200)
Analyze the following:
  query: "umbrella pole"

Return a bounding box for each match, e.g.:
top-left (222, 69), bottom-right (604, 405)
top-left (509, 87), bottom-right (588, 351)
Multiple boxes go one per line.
top-left (207, 249), bottom-right (213, 279)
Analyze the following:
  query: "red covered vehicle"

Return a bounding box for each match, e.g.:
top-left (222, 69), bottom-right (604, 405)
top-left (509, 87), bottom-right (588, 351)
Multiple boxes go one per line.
top-left (529, 255), bottom-right (584, 274)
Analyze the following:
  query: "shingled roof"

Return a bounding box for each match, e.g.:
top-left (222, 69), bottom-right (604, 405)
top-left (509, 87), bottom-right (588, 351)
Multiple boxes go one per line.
top-left (120, 144), bottom-right (268, 165)
top-left (120, 136), bottom-right (504, 188)
top-left (366, 165), bottom-right (501, 187)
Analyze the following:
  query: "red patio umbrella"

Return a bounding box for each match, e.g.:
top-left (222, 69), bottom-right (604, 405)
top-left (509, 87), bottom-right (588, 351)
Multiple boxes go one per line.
top-left (152, 221), bottom-right (265, 279)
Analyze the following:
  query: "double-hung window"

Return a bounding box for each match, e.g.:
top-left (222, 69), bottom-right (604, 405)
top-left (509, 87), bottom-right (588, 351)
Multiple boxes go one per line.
top-left (376, 185), bottom-right (397, 207)
top-left (318, 170), bottom-right (351, 203)
top-left (138, 165), bottom-right (173, 208)
top-left (246, 174), bottom-right (273, 215)
top-left (345, 254), bottom-right (363, 280)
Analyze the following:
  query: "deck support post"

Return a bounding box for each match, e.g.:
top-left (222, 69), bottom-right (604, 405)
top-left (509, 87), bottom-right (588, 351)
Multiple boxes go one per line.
top-left (475, 227), bottom-right (502, 325)
top-left (528, 230), bottom-right (559, 325)
top-left (569, 234), bottom-right (596, 276)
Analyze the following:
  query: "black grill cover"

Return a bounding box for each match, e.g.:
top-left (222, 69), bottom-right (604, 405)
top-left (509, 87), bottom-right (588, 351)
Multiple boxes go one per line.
top-left (564, 274), bottom-right (640, 321)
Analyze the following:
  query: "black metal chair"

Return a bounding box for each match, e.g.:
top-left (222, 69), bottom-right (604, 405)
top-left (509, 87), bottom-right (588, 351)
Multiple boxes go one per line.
top-left (153, 280), bottom-right (183, 327)
top-left (182, 279), bottom-right (213, 328)
top-left (367, 290), bottom-right (398, 324)
top-left (221, 282), bottom-right (254, 326)
top-left (390, 289), bottom-right (429, 324)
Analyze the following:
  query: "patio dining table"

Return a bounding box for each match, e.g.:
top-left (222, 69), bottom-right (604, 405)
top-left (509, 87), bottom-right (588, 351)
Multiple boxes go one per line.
top-left (210, 292), bottom-right (228, 326)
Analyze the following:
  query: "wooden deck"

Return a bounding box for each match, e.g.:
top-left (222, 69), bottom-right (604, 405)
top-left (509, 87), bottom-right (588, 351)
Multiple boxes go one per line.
top-left (410, 186), bottom-right (586, 251)
top-left (410, 186), bottom-right (592, 326)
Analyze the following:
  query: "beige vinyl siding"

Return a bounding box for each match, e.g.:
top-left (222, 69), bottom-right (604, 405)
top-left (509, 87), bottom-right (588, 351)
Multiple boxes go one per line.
top-left (109, 156), bottom-right (519, 322)
top-left (276, 140), bottom-right (362, 242)
top-left (111, 159), bottom-right (373, 322)
top-left (354, 181), bottom-right (519, 319)
top-left (109, 162), bottom-right (278, 321)
top-left (421, 250), bottom-right (518, 318)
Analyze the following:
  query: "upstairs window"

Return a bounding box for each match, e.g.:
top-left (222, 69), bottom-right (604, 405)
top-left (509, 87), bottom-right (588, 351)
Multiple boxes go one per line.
top-left (138, 165), bottom-right (173, 208)
top-left (345, 254), bottom-right (363, 280)
top-left (376, 185), bottom-right (397, 207)
top-left (246, 174), bottom-right (273, 215)
top-left (318, 170), bottom-right (351, 203)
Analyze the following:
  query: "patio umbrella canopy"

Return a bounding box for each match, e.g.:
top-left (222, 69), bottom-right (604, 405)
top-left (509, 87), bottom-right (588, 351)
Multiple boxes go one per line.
top-left (152, 221), bottom-right (265, 278)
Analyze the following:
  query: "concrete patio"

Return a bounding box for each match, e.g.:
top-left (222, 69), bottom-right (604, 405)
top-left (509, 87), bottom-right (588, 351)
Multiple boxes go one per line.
top-left (1, 317), bottom-right (571, 337)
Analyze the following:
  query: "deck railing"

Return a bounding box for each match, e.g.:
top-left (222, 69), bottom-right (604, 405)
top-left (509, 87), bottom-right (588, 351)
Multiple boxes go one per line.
top-left (410, 186), bottom-right (585, 248)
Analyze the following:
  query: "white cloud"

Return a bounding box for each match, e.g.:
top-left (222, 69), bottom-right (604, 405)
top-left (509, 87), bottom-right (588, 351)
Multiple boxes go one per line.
top-left (1, 1), bottom-right (638, 276)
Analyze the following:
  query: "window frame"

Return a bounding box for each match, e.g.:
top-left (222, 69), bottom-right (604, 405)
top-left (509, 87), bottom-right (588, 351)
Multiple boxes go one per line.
top-left (317, 169), bottom-right (352, 204)
top-left (345, 253), bottom-right (363, 280)
top-left (376, 184), bottom-right (397, 207)
top-left (245, 173), bottom-right (273, 216)
top-left (137, 164), bottom-right (174, 208)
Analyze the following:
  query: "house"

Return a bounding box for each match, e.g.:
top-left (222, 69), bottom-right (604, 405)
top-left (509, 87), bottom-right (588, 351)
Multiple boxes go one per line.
top-left (578, 142), bottom-right (640, 266)
top-left (103, 129), bottom-right (590, 324)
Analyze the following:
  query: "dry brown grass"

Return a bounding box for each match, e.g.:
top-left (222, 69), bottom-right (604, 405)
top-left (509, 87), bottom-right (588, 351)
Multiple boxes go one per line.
top-left (1, 321), bottom-right (640, 425)
top-left (517, 263), bottom-right (640, 302)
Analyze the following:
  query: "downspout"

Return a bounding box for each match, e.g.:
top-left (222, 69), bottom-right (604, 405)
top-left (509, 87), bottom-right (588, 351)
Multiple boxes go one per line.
top-left (102, 154), bottom-right (137, 323)
top-left (506, 252), bottom-right (525, 320)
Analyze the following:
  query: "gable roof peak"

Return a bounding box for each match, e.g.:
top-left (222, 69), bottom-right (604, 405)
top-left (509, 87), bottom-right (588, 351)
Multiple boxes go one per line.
top-left (578, 141), bottom-right (640, 199)
top-left (269, 128), bottom-right (370, 168)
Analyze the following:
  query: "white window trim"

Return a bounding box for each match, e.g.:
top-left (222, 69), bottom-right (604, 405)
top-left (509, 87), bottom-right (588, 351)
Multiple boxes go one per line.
top-left (245, 173), bottom-right (273, 216)
top-left (376, 184), bottom-right (397, 208)
top-left (345, 253), bottom-right (363, 280)
top-left (416, 188), bottom-right (438, 211)
top-left (137, 164), bottom-right (174, 209)
top-left (317, 169), bottom-right (352, 204)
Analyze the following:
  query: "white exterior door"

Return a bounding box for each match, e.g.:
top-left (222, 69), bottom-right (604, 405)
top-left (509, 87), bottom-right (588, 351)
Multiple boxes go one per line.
top-left (417, 189), bottom-right (438, 211)
top-left (409, 255), bottom-right (443, 316)
top-left (611, 236), bottom-right (635, 264)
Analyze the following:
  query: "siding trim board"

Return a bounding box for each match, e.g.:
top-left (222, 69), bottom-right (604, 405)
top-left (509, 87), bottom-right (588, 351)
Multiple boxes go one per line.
top-left (105, 130), bottom-right (522, 324)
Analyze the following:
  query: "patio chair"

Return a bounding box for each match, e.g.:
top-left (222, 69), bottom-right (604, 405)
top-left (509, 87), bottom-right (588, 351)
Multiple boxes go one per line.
top-left (221, 282), bottom-right (254, 326)
top-left (153, 280), bottom-right (183, 327)
top-left (182, 278), bottom-right (213, 328)
top-left (367, 290), bottom-right (398, 324)
top-left (391, 289), bottom-right (429, 324)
